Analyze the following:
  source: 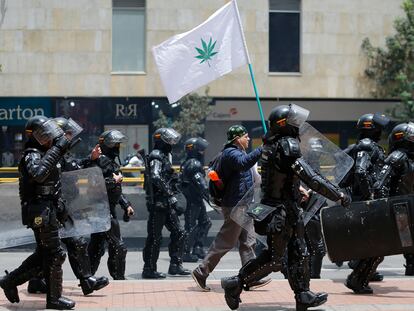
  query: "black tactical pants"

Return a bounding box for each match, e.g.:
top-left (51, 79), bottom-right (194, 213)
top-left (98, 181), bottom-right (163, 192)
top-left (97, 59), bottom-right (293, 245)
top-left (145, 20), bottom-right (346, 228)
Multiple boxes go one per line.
top-left (240, 209), bottom-right (310, 294)
top-left (305, 218), bottom-right (326, 278)
top-left (4, 210), bottom-right (66, 303)
top-left (88, 217), bottom-right (127, 280)
top-left (184, 197), bottom-right (211, 254)
top-left (143, 203), bottom-right (186, 271)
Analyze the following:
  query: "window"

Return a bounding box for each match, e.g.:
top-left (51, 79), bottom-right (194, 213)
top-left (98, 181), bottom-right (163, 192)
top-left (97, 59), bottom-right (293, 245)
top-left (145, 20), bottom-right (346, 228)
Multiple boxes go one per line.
top-left (112, 0), bottom-right (146, 72)
top-left (269, 0), bottom-right (300, 73)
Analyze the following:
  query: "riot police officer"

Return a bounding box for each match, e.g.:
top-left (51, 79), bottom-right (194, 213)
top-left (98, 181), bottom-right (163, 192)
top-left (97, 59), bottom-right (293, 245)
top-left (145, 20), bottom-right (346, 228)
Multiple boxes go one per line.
top-left (88, 130), bottom-right (135, 280)
top-left (26, 117), bottom-right (109, 295)
top-left (0, 116), bottom-right (75, 309)
top-left (142, 128), bottom-right (190, 278)
top-left (341, 113), bottom-right (390, 294)
top-left (374, 122), bottom-right (414, 276)
top-left (181, 137), bottom-right (212, 262)
top-left (221, 105), bottom-right (350, 311)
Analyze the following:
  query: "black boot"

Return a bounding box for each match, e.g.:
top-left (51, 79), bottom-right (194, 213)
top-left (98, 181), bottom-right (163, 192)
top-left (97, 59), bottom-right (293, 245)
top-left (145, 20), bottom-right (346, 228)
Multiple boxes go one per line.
top-left (0, 271), bottom-right (20, 303)
top-left (405, 264), bottom-right (414, 276)
top-left (192, 246), bottom-right (206, 259)
top-left (27, 277), bottom-right (47, 294)
top-left (142, 268), bottom-right (166, 279)
top-left (345, 275), bottom-right (373, 294)
top-left (46, 297), bottom-right (76, 310)
top-left (80, 276), bottom-right (109, 295)
top-left (295, 290), bottom-right (328, 311)
top-left (221, 276), bottom-right (243, 310)
top-left (369, 271), bottom-right (384, 282)
top-left (168, 263), bottom-right (191, 276)
top-left (183, 253), bottom-right (199, 263)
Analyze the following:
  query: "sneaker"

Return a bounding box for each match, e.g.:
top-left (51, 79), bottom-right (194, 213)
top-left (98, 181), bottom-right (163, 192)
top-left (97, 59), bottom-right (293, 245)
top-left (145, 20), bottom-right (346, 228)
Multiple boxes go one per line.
top-left (191, 268), bottom-right (210, 291)
top-left (245, 277), bottom-right (272, 291)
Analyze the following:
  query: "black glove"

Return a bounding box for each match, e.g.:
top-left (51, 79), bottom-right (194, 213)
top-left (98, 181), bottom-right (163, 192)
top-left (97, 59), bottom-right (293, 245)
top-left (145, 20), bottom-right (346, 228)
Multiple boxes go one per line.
top-left (123, 209), bottom-right (130, 222)
top-left (266, 210), bottom-right (286, 234)
top-left (340, 192), bottom-right (351, 207)
top-left (54, 135), bottom-right (71, 153)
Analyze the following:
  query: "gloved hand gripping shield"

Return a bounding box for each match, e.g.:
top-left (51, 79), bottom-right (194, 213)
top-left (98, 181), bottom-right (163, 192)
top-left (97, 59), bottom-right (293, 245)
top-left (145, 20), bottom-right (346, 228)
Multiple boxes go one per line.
top-left (0, 167), bottom-right (111, 249)
top-left (230, 121), bottom-right (354, 246)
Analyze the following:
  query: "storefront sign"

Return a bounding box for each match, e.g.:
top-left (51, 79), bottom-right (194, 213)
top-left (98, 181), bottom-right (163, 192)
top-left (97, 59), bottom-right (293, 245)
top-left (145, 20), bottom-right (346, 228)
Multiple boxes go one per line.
top-left (0, 98), bottom-right (52, 125)
top-left (103, 100), bottom-right (151, 124)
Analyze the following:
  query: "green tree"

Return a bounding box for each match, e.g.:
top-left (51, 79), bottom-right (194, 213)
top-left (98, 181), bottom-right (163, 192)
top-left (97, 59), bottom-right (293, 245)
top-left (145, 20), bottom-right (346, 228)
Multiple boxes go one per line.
top-left (153, 90), bottom-right (212, 160)
top-left (361, 0), bottom-right (414, 120)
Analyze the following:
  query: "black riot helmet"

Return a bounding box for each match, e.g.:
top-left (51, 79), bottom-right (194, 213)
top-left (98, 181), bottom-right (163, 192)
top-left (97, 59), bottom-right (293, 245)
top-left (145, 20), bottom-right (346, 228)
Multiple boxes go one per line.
top-left (184, 137), bottom-right (209, 158)
top-left (268, 104), bottom-right (309, 137)
top-left (98, 129), bottom-right (127, 159)
top-left (356, 113), bottom-right (390, 142)
top-left (388, 122), bottom-right (414, 153)
top-left (25, 116), bottom-right (63, 148)
top-left (53, 117), bottom-right (83, 140)
top-left (153, 128), bottom-right (181, 153)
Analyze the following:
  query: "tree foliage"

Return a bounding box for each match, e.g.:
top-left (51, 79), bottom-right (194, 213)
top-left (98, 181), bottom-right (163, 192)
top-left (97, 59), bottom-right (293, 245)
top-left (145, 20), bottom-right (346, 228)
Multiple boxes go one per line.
top-left (153, 89), bottom-right (212, 140)
top-left (362, 0), bottom-right (414, 120)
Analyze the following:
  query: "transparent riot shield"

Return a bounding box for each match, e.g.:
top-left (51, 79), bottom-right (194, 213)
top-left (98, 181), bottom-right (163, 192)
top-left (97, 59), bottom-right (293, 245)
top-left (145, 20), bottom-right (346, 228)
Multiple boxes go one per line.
top-left (0, 167), bottom-right (110, 249)
top-left (59, 167), bottom-right (111, 239)
top-left (230, 184), bottom-right (268, 246)
top-left (299, 122), bottom-right (354, 184)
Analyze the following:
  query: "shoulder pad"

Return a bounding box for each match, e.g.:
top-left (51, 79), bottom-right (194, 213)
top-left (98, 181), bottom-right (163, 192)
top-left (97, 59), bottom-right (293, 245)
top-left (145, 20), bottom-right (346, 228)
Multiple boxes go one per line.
top-left (386, 150), bottom-right (407, 165)
top-left (280, 137), bottom-right (301, 158)
top-left (356, 138), bottom-right (374, 151)
top-left (149, 149), bottom-right (163, 161)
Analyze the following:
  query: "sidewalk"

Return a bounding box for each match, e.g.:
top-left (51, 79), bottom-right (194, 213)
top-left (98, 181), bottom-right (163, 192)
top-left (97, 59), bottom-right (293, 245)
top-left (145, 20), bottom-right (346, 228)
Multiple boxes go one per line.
top-left (1, 278), bottom-right (414, 311)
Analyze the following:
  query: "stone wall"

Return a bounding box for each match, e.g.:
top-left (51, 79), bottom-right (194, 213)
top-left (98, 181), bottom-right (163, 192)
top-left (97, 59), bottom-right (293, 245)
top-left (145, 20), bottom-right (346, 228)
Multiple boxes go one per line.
top-left (0, 0), bottom-right (404, 98)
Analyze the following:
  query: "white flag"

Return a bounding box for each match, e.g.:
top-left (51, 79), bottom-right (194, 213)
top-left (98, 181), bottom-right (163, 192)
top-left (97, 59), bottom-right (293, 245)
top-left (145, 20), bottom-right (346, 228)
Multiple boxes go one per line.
top-left (152, 0), bottom-right (248, 103)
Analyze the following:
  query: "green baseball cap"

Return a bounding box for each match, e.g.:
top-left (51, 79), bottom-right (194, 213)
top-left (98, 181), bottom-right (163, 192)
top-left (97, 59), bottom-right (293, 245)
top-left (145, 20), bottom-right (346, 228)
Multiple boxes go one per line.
top-left (226, 125), bottom-right (247, 144)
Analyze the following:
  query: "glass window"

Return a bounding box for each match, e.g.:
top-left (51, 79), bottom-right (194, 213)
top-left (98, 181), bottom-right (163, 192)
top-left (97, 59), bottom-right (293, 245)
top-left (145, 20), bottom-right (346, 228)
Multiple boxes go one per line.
top-left (269, 0), bottom-right (300, 73)
top-left (112, 0), bottom-right (146, 72)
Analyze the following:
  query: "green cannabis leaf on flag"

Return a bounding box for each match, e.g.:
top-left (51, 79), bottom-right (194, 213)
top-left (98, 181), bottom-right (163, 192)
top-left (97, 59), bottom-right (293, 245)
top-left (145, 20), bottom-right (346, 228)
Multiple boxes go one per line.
top-left (195, 37), bottom-right (218, 67)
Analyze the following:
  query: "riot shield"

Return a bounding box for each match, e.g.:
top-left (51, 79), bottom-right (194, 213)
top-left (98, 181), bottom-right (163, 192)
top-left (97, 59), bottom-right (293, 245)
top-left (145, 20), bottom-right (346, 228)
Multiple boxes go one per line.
top-left (230, 185), bottom-right (268, 246)
top-left (321, 194), bottom-right (414, 262)
top-left (0, 167), bottom-right (110, 249)
top-left (299, 122), bottom-right (354, 184)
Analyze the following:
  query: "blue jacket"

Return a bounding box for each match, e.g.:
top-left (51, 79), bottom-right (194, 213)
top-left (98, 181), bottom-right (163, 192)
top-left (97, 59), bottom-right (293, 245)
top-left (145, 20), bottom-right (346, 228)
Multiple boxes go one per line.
top-left (220, 144), bottom-right (262, 208)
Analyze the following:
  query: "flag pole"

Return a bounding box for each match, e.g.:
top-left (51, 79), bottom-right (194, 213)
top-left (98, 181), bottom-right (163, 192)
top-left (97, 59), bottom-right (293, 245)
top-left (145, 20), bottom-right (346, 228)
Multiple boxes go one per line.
top-left (232, 0), bottom-right (267, 134)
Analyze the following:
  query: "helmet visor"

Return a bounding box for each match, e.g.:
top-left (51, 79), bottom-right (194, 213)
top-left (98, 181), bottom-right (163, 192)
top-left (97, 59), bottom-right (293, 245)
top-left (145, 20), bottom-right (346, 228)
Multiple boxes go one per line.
top-left (33, 119), bottom-right (64, 145)
top-left (287, 104), bottom-right (309, 128)
top-left (65, 118), bottom-right (83, 139)
top-left (104, 130), bottom-right (127, 148)
top-left (162, 128), bottom-right (181, 145)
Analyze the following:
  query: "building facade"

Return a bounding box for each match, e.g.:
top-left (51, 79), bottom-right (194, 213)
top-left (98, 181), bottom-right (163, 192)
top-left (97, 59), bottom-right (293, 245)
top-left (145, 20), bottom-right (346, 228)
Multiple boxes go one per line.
top-left (0, 0), bottom-right (403, 164)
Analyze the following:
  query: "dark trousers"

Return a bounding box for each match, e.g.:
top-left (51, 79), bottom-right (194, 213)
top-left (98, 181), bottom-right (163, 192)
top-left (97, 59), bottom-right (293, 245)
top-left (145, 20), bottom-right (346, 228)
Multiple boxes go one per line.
top-left (88, 217), bottom-right (127, 280)
top-left (143, 204), bottom-right (186, 271)
top-left (184, 198), bottom-right (211, 253)
top-left (198, 206), bottom-right (256, 276)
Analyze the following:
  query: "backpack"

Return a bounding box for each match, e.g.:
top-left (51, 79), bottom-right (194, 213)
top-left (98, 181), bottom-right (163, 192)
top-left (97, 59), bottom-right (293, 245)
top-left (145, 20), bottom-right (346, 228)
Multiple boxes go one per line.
top-left (208, 151), bottom-right (225, 207)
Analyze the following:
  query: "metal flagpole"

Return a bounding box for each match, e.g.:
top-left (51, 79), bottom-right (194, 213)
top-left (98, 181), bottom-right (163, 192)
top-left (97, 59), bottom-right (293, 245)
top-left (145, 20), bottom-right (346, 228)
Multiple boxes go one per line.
top-left (232, 0), bottom-right (267, 134)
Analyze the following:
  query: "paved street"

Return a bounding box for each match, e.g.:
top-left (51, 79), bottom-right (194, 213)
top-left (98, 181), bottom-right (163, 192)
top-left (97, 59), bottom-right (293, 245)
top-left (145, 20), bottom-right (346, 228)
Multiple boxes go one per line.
top-left (0, 251), bottom-right (413, 310)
